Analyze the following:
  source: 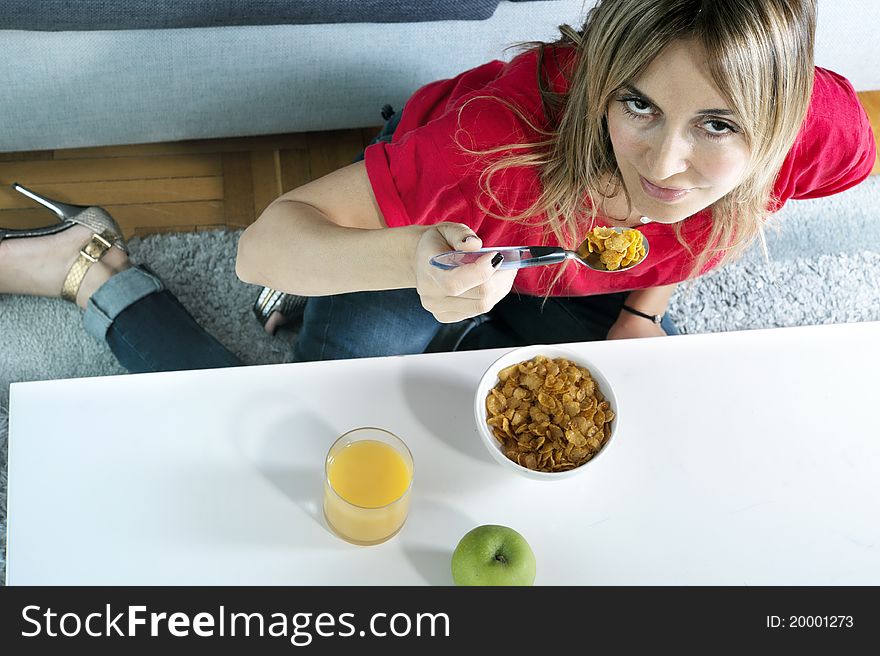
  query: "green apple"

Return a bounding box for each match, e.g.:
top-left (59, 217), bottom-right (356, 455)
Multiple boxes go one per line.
top-left (451, 525), bottom-right (536, 586)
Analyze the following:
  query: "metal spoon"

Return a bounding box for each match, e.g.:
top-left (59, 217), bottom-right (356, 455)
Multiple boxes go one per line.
top-left (429, 227), bottom-right (649, 272)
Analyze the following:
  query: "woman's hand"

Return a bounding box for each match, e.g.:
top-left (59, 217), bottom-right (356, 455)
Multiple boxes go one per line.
top-left (606, 311), bottom-right (667, 340)
top-left (413, 222), bottom-right (517, 323)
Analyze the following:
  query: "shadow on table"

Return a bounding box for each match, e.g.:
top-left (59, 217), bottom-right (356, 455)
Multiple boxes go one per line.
top-left (401, 368), bottom-right (494, 466)
top-left (400, 498), bottom-right (476, 586)
top-left (226, 396), bottom-right (347, 549)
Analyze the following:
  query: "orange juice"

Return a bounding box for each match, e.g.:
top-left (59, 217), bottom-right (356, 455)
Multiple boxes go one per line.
top-left (323, 430), bottom-right (413, 545)
top-left (328, 440), bottom-right (411, 507)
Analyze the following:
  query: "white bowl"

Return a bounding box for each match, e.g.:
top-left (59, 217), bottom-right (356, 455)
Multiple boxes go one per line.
top-left (473, 344), bottom-right (619, 481)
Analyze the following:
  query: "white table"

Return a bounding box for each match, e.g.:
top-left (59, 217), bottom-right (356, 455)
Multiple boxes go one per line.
top-left (6, 322), bottom-right (880, 585)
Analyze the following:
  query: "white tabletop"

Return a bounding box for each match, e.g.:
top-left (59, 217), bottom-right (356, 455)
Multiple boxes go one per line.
top-left (6, 322), bottom-right (880, 585)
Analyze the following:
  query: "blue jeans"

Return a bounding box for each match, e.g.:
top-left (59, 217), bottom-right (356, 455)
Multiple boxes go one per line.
top-left (88, 271), bottom-right (677, 373)
top-left (87, 107), bottom-right (678, 373)
top-left (293, 288), bottom-right (679, 362)
top-left (84, 265), bottom-right (242, 373)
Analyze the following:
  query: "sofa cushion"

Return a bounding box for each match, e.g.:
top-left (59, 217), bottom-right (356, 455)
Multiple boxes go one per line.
top-left (0, 0), bottom-right (528, 31)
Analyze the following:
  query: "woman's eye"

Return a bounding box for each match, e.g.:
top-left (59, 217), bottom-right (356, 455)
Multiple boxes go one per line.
top-left (625, 98), bottom-right (653, 114)
top-left (704, 119), bottom-right (736, 135)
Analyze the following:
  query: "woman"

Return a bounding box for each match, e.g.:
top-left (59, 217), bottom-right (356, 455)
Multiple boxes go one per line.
top-left (1, 0), bottom-right (875, 372)
top-left (237, 0), bottom-right (875, 360)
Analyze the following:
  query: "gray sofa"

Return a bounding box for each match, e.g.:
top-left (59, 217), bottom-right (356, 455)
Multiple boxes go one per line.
top-left (0, 1), bottom-right (877, 153)
top-left (0, 0), bottom-right (589, 152)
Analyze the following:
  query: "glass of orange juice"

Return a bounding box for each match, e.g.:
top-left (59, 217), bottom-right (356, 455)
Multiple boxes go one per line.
top-left (323, 427), bottom-right (414, 546)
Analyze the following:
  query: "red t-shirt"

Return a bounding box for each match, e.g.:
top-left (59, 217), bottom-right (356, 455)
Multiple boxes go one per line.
top-left (365, 46), bottom-right (876, 297)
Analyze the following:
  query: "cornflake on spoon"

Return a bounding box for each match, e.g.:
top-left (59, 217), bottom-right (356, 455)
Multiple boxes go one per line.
top-left (576, 226), bottom-right (646, 271)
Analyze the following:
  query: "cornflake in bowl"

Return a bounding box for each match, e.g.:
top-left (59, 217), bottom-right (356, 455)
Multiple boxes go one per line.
top-left (474, 345), bottom-right (618, 481)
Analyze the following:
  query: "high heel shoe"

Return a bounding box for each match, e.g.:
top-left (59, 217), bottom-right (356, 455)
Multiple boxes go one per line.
top-left (0, 183), bottom-right (127, 302)
top-left (253, 286), bottom-right (308, 334)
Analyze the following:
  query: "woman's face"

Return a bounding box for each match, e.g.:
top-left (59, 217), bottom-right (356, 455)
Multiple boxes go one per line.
top-left (605, 39), bottom-right (751, 224)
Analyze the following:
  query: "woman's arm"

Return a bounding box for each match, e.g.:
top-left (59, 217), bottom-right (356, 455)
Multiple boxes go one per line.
top-left (236, 161), bottom-right (427, 295)
top-left (235, 160), bottom-right (517, 321)
top-left (607, 283), bottom-right (678, 339)
top-left (237, 201), bottom-right (428, 296)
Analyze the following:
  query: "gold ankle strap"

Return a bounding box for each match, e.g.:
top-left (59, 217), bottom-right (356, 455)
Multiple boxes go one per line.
top-left (61, 229), bottom-right (115, 303)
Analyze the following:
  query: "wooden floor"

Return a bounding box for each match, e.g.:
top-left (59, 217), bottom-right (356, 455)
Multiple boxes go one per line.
top-left (0, 127), bottom-right (381, 240)
top-left (1, 90), bottom-right (879, 240)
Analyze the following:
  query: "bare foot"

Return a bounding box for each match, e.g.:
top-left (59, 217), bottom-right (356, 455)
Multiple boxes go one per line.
top-left (264, 310), bottom-right (288, 336)
top-left (0, 224), bottom-right (130, 309)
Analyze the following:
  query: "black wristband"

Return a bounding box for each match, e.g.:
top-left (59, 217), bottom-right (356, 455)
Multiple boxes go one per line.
top-left (621, 304), bottom-right (663, 324)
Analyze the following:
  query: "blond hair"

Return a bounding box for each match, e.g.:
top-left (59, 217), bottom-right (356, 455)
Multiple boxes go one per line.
top-left (457, 0), bottom-right (816, 291)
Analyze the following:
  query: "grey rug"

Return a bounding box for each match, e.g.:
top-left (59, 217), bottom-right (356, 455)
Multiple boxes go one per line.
top-left (2, 174), bottom-right (880, 583)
